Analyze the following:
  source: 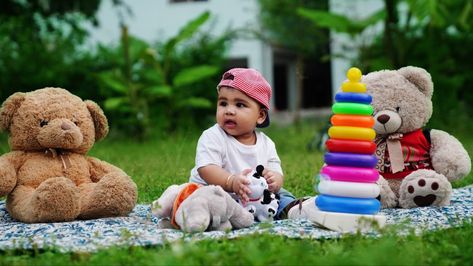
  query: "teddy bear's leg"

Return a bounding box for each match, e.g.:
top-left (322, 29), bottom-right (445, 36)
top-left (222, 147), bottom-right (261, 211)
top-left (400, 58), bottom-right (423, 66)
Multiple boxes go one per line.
top-left (78, 173), bottom-right (137, 219)
top-left (377, 175), bottom-right (399, 208)
top-left (399, 169), bottom-right (452, 208)
top-left (151, 184), bottom-right (183, 219)
top-left (6, 177), bottom-right (81, 223)
top-left (214, 220), bottom-right (233, 231)
top-left (175, 199), bottom-right (211, 232)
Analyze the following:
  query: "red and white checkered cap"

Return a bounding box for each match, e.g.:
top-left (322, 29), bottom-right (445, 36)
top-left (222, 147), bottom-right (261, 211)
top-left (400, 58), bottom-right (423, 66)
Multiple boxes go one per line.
top-left (217, 68), bottom-right (272, 110)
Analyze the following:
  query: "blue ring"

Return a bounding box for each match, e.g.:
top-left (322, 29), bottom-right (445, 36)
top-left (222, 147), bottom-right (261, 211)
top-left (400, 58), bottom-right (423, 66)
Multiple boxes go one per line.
top-left (324, 152), bottom-right (378, 168)
top-left (335, 92), bottom-right (372, 104)
top-left (315, 195), bottom-right (380, 214)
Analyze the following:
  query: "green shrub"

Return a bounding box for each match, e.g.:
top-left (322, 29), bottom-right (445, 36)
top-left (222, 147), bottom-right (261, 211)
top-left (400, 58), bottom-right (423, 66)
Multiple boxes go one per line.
top-left (95, 12), bottom-right (233, 139)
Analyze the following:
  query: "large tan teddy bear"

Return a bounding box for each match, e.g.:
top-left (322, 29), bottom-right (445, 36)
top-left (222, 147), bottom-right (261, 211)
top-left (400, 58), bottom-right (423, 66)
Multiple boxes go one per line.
top-left (363, 66), bottom-right (471, 208)
top-left (0, 87), bottom-right (138, 223)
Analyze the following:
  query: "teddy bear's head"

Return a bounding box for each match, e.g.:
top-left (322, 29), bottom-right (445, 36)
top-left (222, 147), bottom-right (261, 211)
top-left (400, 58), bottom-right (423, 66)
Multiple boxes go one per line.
top-left (0, 87), bottom-right (108, 154)
top-left (362, 66), bottom-right (433, 135)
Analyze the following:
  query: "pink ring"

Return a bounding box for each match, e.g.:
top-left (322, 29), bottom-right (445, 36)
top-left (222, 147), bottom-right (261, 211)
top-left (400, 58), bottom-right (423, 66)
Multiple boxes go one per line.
top-left (320, 165), bottom-right (379, 183)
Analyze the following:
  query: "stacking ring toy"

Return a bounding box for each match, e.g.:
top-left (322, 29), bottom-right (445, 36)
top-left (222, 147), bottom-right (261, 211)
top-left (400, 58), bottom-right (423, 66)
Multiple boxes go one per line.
top-left (331, 114), bottom-right (375, 128)
top-left (325, 139), bottom-right (377, 154)
top-left (320, 165), bottom-right (379, 183)
top-left (341, 81), bottom-right (367, 93)
top-left (328, 126), bottom-right (375, 141)
top-left (335, 92), bottom-right (372, 104)
top-left (347, 67), bottom-right (362, 81)
top-left (317, 179), bottom-right (380, 198)
top-left (316, 195), bottom-right (381, 214)
top-left (332, 102), bottom-right (373, 116)
top-left (324, 152), bottom-right (378, 168)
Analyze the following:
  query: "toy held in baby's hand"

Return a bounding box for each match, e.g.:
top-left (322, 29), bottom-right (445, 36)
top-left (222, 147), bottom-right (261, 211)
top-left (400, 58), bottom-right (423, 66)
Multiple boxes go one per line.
top-left (151, 183), bottom-right (254, 232)
top-left (242, 165), bottom-right (280, 222)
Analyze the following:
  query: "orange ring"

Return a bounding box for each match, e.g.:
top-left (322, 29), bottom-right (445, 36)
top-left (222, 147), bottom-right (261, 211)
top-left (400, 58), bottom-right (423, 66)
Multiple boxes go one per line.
top-left (331, 114), bottom-right (375, 128)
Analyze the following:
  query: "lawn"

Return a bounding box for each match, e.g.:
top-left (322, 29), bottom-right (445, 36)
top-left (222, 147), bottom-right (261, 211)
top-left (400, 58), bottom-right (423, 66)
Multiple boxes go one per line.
top-left (1, 119), bottom-right (473, 265)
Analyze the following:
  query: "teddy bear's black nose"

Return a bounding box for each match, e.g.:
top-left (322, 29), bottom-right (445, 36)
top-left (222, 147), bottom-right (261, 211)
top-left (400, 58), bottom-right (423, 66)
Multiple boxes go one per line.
top-left (377, 114), bottom-right (390, 124)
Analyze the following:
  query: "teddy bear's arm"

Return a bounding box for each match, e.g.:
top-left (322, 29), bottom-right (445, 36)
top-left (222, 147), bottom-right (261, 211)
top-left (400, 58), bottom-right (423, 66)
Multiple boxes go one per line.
top-left (430, 129), bottom-right (471, 181)
top-left (0, 151), bottom-right (25, 196)
top-left (86, 156), bottom-right (127, 182)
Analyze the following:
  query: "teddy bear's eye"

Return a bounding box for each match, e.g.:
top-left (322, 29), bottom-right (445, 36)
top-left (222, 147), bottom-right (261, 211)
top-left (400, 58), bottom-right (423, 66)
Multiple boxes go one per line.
top-left (395, 107), bottom-right (401, 112)
top-left (40, 120), bottom-right (48, 127)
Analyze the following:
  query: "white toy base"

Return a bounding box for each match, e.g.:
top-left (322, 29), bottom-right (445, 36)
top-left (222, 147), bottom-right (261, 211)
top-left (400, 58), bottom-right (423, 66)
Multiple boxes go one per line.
top-left (288, 196), bottom-right (386, 233)
top-left (310, 209), bottom-right (386, 233)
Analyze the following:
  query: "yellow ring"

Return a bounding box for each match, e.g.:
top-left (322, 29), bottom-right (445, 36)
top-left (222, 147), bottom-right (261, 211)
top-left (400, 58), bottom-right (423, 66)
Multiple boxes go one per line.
top-left (341, 81), bottom-right (366, 93)
top-left (328, 126), bottom-right (376, 141)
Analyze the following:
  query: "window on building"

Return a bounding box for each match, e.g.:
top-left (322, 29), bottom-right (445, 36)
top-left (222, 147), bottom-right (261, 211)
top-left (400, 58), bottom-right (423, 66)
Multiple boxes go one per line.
top-left (223, 58), bottom-right (248, 71)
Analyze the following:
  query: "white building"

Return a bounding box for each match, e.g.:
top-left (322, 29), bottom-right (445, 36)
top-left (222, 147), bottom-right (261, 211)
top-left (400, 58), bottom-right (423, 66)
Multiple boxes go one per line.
top-left (89, 0), bottom-right (383, 117)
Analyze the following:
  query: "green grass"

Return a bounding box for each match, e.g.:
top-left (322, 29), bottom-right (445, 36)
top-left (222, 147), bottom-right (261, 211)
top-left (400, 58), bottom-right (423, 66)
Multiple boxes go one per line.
top-left (1, 119), bottom-right (473, 265)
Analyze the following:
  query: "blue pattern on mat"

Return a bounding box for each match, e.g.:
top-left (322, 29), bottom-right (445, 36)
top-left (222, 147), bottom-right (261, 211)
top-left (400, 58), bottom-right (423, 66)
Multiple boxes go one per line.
top-left (1, 186), bottom-right (472, 253)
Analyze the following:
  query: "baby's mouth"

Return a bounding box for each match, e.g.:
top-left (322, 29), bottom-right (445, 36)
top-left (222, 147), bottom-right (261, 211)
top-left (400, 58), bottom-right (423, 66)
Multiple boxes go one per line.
top-left (224, 119), bottom-right (237, 128)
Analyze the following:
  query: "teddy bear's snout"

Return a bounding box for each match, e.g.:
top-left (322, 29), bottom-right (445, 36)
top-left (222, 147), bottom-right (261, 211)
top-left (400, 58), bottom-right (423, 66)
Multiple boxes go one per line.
top-left (377, 114), bottom-right (390, 124)
top-left (61, 122), bottom-right (72, 131)
top-left (37, 119), bottom-right (83, 149)
top-left (373, 110), bottom-right (402, 134)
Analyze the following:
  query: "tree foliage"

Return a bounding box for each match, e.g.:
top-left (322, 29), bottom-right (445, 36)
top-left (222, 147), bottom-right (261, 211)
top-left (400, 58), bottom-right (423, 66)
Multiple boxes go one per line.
top-left (95, 11), bottom-right (232, 139)
top-left (299, 0), bottom-right (473, 130)
top-left (0, 0), bottom-right (103, 101)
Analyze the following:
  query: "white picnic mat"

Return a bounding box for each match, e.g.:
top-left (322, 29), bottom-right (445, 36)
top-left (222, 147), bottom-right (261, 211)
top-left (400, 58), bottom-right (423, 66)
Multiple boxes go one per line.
top-left (1, 186), bottom-right (472, 252)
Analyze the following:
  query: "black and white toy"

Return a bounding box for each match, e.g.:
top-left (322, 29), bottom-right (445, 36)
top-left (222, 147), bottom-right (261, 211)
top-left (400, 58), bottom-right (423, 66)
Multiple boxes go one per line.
top-left (243, 165), bottom-right (280, 222)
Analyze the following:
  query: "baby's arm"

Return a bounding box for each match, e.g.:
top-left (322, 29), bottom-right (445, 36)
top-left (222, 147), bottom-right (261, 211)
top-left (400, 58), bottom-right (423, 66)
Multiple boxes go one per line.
top-left (198, 165), bottom-right (252, 202)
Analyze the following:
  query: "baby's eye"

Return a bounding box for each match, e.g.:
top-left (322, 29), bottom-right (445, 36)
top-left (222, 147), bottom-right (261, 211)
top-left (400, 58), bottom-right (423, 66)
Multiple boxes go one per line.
top-left (236, 103), bottom-right (246, 108)
top-left (218, 101), bottom-right (227, 107)
top-left (40, 120), bottom-right (48, 127)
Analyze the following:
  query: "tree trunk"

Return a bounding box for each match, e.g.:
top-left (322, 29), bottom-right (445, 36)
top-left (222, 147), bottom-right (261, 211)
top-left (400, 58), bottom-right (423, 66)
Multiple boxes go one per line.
top-left (294, 55), bottom-right (304, 125)
top-left (384, 0), bottom-right (400, 68)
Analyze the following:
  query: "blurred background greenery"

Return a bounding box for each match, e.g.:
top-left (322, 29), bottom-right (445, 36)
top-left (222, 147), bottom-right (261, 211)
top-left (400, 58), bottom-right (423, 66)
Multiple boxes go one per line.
top-left (1, 0), bottom-right (472, 140)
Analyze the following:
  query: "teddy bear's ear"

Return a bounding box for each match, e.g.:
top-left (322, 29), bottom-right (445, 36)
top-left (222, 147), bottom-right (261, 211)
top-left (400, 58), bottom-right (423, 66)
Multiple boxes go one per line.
top-left (398, 66), bottom-right (433, 99)
top-left (85, 100), bottom-right (109, 141)
top-left (0, 92), bottom-right (26, 132)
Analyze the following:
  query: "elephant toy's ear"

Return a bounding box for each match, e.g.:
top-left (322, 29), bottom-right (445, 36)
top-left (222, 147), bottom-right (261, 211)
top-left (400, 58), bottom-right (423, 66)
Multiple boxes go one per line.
top-left (398, 66), bottom-right (433, 99)
top-left (0, 92), bottom-right (26, 132)
top-left (85, 100), bottom-right (109, 141)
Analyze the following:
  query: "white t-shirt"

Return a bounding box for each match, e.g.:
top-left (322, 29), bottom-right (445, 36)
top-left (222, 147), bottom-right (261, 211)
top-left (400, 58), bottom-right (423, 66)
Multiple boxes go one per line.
top-left (189, 124), bottom-right (283, 185)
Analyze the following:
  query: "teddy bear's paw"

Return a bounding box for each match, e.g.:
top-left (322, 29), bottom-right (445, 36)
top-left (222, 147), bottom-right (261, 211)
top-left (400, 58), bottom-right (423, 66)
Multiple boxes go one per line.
top-left (30, 177), bottom-right (81, 222)
top-left (399, 169), bottom-right (452, 208)
top-left (0, 161), bottom-right (16, 196)
top-left (377, 176), bottom-right (398, 208)
top-left (79, 173), bottom-right (137, 219)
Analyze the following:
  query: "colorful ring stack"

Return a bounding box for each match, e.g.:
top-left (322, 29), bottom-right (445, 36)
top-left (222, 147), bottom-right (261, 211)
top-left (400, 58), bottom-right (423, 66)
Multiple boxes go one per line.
top-left (315, 67), bottom-right (381, 215)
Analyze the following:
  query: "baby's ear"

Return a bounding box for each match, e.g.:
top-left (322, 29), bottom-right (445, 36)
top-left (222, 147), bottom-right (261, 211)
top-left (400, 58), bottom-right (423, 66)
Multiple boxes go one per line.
top-left (0, 92), bottom-right (26, 132)
top-left (85, 100), bottom-right (109, 141)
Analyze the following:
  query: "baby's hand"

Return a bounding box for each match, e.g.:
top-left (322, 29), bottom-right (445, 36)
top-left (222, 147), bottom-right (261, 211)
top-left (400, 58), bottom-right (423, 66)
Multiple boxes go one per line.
top-left (231, 169), bottom-right (252, 203)
top-left (263, 169), bottom-right (283, 193)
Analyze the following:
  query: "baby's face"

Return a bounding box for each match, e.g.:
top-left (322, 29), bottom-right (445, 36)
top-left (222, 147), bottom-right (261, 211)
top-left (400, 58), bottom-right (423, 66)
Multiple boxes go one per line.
top-left (216, 87), bottom-right (266, 141)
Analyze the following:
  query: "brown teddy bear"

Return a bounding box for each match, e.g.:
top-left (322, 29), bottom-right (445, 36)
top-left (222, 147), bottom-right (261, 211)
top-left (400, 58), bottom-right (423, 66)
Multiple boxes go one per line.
top-left (0, 87), bottom-right (138, 223)
top-left (363, 66), bottom-right (471, 208)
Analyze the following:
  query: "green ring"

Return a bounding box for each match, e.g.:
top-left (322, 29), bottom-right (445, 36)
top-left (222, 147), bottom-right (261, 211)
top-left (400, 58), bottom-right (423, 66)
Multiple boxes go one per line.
top-left (332, 102), bottom-right (373, 115)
